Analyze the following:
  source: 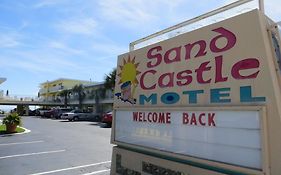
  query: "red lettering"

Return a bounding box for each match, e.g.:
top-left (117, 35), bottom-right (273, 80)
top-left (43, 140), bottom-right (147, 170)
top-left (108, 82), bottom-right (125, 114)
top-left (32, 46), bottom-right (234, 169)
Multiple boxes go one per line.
top-left (231, 58), bottom-right (260, 79)
top-left (195, 61), bottom-right (211, 84)
top-left (152, 113), bottom-right (157, 122)
top-left (148, 113), bottom-right (152, 122)
top-left (182, 113), bottom-right (189, 124)
top-left (190, 113), bottom-right (197, 125)
top-left (147, 46), bottom-right (162, 68)
top-left (158, 113), bottom-right (165, 123)
top-left (210, 27), bottom-right (236, 53)
top-left (164, 46), bottom-right (181, 64)
top-left (133, 112), bottom-right (138, 121)
top-left (159, 72), bottom-right (174, 88)
top-left (133, 112), bottom-right (172, 124)
top-left (182, 112), bottom-right (216, 127)
top-left (176, 70), bottom-right (193, 86)
top-left (208, 113), bottom-right (216, 126)
top-left (140, 70), bottom-right (156, 90)
top-left (215, 55), bottom-right (228, 83)
top-left (139, 112), bottom-right (143, 121)
top-left (143, 113), bottom-right (147, 122)
top-left (185, 40), bottom-right (207, 60)
top-left (198, 113), bottom-right (206, 126)
top-left (166, 113), bottom-right (171, 124)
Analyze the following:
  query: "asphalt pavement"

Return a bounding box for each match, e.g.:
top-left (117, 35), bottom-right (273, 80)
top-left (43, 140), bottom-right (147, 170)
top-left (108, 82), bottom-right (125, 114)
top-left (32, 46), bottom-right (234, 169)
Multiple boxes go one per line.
top-left (0, 116), bottom-right (113, 175)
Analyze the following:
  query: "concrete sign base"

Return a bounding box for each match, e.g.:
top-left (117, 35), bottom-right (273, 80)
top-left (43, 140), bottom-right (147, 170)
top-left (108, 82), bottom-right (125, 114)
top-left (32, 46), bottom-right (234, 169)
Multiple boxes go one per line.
top-left (110, 146), bottom-right (242, 175)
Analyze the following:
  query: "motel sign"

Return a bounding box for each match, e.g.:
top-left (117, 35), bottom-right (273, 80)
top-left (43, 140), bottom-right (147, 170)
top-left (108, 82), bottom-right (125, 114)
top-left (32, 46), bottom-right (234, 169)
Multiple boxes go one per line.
top-left (110, 3), bottom-right (281, 175)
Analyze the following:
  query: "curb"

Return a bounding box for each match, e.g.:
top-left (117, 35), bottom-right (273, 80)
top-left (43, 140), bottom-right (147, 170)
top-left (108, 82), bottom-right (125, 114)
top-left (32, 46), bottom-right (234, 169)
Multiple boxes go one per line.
top-left (0, 119), bottom-right (31, 136)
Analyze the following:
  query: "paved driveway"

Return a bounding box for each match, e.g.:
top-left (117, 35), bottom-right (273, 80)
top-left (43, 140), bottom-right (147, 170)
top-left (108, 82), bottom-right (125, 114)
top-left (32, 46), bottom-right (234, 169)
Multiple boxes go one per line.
top-left (0, 116), bottom-right (113, 175)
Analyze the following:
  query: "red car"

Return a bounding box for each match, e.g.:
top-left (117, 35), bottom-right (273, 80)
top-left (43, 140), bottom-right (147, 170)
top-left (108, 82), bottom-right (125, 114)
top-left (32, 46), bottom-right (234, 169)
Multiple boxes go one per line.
top-left (102, 111), bottom-right (112, 126)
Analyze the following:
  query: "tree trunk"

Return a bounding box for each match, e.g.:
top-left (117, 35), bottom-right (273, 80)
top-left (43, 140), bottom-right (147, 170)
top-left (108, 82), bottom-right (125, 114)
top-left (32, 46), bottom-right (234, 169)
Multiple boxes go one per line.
top-left (64, 94), bottom-right (68, 107)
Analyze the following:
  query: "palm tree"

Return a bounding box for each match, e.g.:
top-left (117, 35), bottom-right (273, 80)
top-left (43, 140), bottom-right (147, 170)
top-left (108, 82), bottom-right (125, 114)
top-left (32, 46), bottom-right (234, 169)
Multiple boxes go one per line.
top-left (104, 68), bottom-right (116, 91)
top-left (58, 89), bottom-right (70, 107)
top-left (72, 84), bottom-right (86, 109)
top-left (89, 87), bottom-right (105, 115)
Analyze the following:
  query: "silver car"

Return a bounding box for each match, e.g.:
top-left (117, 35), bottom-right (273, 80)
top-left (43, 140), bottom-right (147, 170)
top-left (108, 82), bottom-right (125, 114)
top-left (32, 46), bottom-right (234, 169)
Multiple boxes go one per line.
top-left (61, 109), bottom-right (92, 121)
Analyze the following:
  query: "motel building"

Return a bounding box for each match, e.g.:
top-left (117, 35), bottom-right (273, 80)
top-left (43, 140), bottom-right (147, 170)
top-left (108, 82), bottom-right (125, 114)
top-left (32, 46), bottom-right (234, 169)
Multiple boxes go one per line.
top-left (110, 1), bottom-right (281, 175)
top-left (38, 78), bottom-right (113, 113)
top-left (38, 78), bottom-right (92, 102)
top-left (0, 77), bottom-right (113, 114)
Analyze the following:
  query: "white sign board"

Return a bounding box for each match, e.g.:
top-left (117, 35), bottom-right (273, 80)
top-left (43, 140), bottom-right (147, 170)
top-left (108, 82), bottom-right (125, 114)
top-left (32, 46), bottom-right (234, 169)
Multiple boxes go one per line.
top-left (115, 109), bottom-right (261, 169)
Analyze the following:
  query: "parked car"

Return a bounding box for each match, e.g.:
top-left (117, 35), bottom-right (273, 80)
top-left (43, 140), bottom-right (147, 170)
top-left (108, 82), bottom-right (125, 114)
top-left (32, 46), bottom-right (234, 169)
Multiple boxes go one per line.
top-left (102, 111), bottom-right (112, 126)
top-left (43, 108), bottom-right (73, 119)
top-left (61, 109), bottom-right (95, 121)
top-left (58, 108), bottom-right (73, 118)
top-left (35, 108), bottom-right (50, 116)
top-left (29, 110), bottom-right (37, 116)
top-left (43, 108), bottom-right (59, 118)
top-left (24, 109), bottom-right (36, 116)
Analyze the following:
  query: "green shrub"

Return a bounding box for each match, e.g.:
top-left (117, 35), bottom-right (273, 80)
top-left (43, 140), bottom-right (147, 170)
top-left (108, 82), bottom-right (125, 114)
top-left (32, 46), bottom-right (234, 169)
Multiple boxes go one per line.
top-left (2, 113), bottom-right (22, 126)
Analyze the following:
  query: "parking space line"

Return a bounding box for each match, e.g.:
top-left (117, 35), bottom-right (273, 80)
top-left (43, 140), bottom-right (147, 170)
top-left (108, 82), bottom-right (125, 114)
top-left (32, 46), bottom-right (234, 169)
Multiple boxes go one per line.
top-left (80, 169), bottom-right (110, 175)
top-left (0, 150), bottom-right (65, 160)
top-left (0, 140), bottom-right (44, 146)
top-left (29, 161), bottom-right (111, 175)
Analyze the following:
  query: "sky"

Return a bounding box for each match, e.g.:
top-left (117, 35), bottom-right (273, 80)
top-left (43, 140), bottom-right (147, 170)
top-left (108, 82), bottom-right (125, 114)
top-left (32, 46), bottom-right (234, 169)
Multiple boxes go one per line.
top-left (0, 0), bottom-right (280, 98)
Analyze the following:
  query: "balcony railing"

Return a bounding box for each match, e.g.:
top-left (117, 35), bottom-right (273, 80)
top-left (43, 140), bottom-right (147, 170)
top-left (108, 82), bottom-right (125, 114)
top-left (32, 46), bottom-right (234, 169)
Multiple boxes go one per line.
top-left (39, 85), bottom-right (64, 95)
top-left (48, 86), bottom-right (64, 93)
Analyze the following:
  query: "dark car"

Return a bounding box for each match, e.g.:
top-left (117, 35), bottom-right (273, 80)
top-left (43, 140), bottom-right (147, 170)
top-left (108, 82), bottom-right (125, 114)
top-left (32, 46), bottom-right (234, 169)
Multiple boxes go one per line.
top-left (43, 108), bottom-right (59, 118)
top-left (27, 109), bottom-right (36, 116)
top-left (44, 108), bottom-right (73, 119)
top-left (102, 111), bottom-right (112, 126)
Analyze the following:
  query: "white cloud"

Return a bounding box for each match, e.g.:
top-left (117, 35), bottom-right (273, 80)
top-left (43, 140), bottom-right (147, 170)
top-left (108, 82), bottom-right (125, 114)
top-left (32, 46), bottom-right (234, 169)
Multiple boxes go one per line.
top-left (56, 18), bottom-right (97, 35)
top-left (0, 49), bottom-right (77, 75)
top-left (48, 41), bottom-right (84, 55)
top-left (18, 21), bottom-right (29, 31)
top-left (265, 0), bottom-right (281, 21)
top-left (0, 34), bottom-right (21, 48)
top-left (92, 42), bottom-right (127, 55)
top-left (0, 20), bottom-right (29, 48)
top-left (33, 0), bottom-right (67, 9)
top-left (98, 0), bottom-right (155, 25)
top-left (98, 0), bottom-right (184, 29)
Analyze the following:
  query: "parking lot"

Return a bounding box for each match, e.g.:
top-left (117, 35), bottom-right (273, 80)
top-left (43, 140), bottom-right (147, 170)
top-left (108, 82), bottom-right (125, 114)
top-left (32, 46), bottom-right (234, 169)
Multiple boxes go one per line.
top-left (0, 116), bottom-right (113, 175)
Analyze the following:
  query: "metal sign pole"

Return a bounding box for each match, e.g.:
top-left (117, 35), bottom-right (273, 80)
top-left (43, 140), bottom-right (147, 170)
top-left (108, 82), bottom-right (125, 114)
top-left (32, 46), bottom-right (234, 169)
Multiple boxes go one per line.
top-left (259, 0), bottom-right (265, 13)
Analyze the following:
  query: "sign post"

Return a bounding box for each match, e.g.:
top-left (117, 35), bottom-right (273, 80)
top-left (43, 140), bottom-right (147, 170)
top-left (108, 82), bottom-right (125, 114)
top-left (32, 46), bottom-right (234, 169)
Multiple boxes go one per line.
top-left (110, 6), bottom-right (281, 175)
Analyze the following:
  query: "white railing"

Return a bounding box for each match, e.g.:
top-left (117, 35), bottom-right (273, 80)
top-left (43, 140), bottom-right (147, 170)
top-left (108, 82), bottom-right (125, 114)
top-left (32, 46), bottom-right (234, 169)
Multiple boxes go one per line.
top-left (48, 86), bottom-right (64, 93)
top-left (130, 0), bottom-right (262, 51)
top-left (39, 86), bottom-right (64, 94)
top-left (0, 94), bottom-right (39, 102)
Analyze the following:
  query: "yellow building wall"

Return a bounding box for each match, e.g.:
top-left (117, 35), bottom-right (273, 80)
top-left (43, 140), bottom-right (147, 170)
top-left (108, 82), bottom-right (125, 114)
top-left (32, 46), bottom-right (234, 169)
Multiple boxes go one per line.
top-left (39, 78), bottom-right (91, 99)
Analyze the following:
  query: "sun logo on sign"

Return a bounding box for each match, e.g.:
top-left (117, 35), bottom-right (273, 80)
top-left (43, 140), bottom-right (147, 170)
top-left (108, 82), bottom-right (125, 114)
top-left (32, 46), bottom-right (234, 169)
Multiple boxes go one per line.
top-left (115, 55), bottom-right (140, 104)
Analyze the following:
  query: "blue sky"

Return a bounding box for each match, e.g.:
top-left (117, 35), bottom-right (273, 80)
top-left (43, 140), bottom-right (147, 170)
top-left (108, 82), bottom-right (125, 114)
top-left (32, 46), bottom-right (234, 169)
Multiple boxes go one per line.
top-left (0, 0), bottom-right (280, 97)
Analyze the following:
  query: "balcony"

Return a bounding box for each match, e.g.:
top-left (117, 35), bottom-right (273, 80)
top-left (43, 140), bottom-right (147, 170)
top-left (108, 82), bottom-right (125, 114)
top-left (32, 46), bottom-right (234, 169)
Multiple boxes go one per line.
top-left (48, 86), bottom-right (64, 93)
top-left (39, 85), bottom-right (64, 95)
top-left (39, 88), bottom-right (48, 95)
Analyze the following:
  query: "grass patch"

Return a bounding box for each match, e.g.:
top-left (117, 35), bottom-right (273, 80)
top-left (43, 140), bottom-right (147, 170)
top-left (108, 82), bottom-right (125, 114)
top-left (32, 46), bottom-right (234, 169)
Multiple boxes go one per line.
top-left (0, 124), bottom-right (25, 135)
